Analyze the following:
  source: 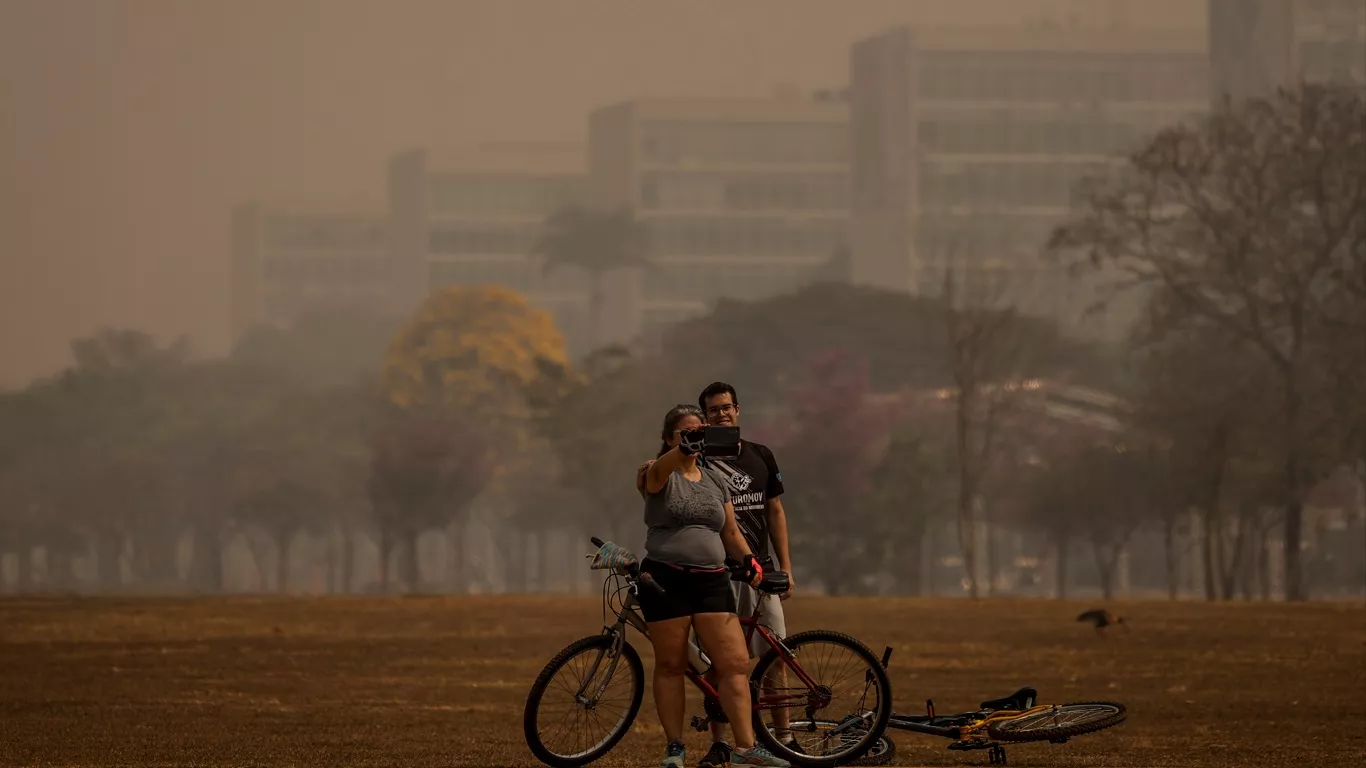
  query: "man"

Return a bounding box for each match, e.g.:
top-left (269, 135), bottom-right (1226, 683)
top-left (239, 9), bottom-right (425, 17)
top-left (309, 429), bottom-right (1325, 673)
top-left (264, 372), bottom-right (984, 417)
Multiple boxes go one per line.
top-left (635, 381), bottom-right (795, 768)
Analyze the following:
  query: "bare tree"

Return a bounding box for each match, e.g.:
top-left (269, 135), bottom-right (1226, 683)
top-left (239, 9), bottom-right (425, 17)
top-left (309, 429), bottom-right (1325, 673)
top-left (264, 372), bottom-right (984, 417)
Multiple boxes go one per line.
top-left (1050, 84), bottom-right (1366, 600)
top-left (1082, 446), bottom-right (1147, 601)
top-left (1130, 309), bottom-right (1278, 600)
top-left (934, 228), bottom-right (1051, 598)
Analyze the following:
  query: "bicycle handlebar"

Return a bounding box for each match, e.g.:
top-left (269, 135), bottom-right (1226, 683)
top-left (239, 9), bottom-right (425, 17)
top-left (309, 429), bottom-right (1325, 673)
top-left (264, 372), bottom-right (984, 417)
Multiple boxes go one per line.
top-left (636, 568), bottom-right (664, 595)
top-left (589, 536), bottom-right (663, 595)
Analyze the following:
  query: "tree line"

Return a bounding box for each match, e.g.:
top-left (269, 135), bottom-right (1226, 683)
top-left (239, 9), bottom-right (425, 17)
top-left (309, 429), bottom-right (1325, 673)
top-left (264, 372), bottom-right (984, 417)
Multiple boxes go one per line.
top-left (0, 83), bottom-right (1360, 601)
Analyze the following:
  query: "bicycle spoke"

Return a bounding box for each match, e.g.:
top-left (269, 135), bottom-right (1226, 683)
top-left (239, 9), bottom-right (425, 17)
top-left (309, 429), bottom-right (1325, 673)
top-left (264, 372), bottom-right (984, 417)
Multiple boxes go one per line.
top-left (1000, 704), bottom-right (1121, 734)
top-left (755, 637), bottom-right (886, 758)
top-left (534, 645), bottom-right (639, 759)
top-left (985, 700), bottom-right (1123, 744)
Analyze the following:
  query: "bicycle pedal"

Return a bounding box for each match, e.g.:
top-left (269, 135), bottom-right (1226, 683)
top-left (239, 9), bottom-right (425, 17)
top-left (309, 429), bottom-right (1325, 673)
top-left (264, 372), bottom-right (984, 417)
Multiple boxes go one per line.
top-left (690, 715), bottom-right (710, 732)
top-left (703, 696), bottom-right (728, 724)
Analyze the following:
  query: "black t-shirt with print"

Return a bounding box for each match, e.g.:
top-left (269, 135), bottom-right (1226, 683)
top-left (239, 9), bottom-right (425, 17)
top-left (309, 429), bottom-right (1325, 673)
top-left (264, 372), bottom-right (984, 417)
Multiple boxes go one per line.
top-left (707, 439), bottom-right (785, 562)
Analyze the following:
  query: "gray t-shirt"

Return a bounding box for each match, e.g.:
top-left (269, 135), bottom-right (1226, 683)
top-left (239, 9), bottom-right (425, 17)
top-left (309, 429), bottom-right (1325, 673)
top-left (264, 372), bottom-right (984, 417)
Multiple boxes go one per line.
top-left (643, 467), bottom-right (732, 568)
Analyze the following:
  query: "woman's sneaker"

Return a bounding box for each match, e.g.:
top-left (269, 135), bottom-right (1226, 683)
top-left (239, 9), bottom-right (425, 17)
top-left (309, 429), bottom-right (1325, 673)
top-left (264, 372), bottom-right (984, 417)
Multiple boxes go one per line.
top-left (661, 740), bottom-right (687, 768)
top-left (772, 733), bottom-right (802, 754)
top-left (731, 745), bottom-right (791, 767)
top-left (698, 740), bottom-right (732, 768)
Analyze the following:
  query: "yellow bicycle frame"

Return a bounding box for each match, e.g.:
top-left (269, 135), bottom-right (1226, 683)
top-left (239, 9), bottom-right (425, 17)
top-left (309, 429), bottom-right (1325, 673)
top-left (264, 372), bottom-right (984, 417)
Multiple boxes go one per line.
top-left (957, 704), bottom-right (1064, 737)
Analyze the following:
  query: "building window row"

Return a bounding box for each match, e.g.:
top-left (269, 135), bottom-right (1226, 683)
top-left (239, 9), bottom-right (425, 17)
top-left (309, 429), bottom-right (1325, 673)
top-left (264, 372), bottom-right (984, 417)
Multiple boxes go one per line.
top-left (646, 216), bottom-right (845, 258)
top-left (427, 258), bottom-right (589, 295)
top-left (640, 172), bottom-right (848, 211)
top-left (1298, 0), bottom-right (1366, 24)
top-left (917, 54), bottom-right (1208, 103)
top-left (918, 115), bottom-right (1160, 156)
top-left (915, 214), bottom-right (1056, 261)
top-left (918, 160), bottom-right (1101, 208)
top-left (429, 224), bottom-right (539, 255)
top-left (643, 260), bottom-right (826, 305)
top-left (426, 176), bottom-right (584, 215)
top-left (264, 217), bottom-right (386, 249)
top-left (640, 120), bottom-right (849, 166)
top-left (1299, 39), bottom-right (1366, 84)
top-left (428, 258), bottom-right (537, 294)
top-left (261, 291), bottom-right (386, 325)
top-left (262, 256), bottom-right (390, 281)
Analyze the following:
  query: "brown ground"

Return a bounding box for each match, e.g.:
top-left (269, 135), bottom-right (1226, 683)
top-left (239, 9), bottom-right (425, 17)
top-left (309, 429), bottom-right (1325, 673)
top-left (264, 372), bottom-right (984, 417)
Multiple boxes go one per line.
top-left (0, 595), bottom-right (1362, 768)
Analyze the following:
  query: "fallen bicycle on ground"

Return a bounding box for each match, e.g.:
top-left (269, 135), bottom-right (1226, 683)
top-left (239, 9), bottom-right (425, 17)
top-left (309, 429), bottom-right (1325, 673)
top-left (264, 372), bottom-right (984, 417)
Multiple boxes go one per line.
top-left (836, 648), bottom-right (1127, 766)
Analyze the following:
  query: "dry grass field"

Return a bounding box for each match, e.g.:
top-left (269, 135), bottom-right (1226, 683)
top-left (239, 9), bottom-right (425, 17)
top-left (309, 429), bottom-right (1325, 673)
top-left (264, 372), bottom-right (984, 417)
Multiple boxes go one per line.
top-left (1, 595), bottom-right (1362, 768)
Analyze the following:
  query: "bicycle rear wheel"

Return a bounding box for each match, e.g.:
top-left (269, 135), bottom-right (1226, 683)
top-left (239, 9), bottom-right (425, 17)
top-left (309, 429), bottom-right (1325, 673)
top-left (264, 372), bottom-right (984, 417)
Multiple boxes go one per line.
top-left (774, 719), bottom-right (897, 766)
top-left (523, 634), bottom-right (644, 767)
top-left (750, 629), bottom-right (893, 768)
top-left (985, 701), bottom-right (1126, 743)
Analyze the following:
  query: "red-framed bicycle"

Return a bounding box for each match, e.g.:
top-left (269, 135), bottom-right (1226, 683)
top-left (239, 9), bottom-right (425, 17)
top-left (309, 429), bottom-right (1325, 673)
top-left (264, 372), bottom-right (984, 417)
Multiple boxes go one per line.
top-left (522, 538), bottom-right (893, 768)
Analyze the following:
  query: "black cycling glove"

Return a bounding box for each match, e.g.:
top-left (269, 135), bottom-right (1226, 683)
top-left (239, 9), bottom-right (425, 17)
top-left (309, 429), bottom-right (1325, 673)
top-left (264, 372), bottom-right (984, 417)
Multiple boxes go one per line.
top-left (739, 554), bottom-right (764, 585)
top-left (679, 427), bottom-right (706, 456)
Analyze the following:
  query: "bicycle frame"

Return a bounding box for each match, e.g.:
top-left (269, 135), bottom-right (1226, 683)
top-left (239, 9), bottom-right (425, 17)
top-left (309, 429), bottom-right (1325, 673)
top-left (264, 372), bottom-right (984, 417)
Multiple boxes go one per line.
top-left (591, 577), bottom-right (826, 713)
top-left (887, 705), bottom-right (1060, 740)
top-left (687, 617), bottom-right (826, 711)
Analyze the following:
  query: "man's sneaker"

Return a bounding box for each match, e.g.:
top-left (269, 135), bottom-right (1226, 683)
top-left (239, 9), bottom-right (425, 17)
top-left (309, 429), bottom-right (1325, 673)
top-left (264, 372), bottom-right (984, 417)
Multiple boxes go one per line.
top-left (782, 736), bottom-right (803, 754)
top-left (662, 740), bottom-right (687, 768)
top-left (698, 740), bottom-right (732, 768)
top-left (731, 744), bottom-right (791, 767)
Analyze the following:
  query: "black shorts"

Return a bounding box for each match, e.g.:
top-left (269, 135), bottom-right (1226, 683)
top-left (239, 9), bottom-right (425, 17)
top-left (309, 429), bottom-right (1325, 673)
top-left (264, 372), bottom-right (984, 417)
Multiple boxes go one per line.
top-left (637, 559), bottom-right (737, 623)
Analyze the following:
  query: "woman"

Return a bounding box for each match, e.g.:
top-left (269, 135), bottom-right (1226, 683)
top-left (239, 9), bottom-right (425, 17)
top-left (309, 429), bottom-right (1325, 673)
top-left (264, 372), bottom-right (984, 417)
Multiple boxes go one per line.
top-left (638, 404), bottom-right (790, 768)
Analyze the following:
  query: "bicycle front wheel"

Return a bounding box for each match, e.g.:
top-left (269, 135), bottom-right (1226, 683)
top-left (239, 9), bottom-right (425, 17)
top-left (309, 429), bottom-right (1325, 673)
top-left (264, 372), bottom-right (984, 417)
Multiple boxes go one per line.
top-left (750, 630), bottom-right (893, 768)
top-left (522, 634), bottom-right (644, 767)
top-left (985, 701), bottom-right (1126, 743)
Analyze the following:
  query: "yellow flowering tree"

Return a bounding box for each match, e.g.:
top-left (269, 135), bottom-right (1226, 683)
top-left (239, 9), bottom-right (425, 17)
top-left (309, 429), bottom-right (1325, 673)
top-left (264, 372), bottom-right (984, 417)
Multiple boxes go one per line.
top-left (382, 284), bottom-right (570, 416)
top-left (373, 284), bottom-right (574, 590)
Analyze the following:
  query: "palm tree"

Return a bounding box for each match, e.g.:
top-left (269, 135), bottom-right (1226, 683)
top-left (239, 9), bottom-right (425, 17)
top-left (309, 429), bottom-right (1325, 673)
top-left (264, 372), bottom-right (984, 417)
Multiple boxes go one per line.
top-left (533, 205), bottom-right (649, 352)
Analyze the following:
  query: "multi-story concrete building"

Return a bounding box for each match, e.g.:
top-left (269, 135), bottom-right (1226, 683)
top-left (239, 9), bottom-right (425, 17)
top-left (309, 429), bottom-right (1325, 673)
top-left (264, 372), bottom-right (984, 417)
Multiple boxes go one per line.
top-left (1295, 0), bottom-right (1366, 85)
top-left (387, 144), bottom-right (593, 354)
top-left (1210, 0), bottom-right (1366, 102)
top-left (589, 97), bottom-right (850, 345)
top-left (230, 202), bottom-right (392, 344)
top-left (848, 24), bottom-right (1208, 340)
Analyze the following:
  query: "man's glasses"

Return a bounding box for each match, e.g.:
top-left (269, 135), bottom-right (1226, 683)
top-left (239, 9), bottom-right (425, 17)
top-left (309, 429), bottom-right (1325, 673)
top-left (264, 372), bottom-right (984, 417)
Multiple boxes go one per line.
top-left (705, 404), bottom-right (737, 416)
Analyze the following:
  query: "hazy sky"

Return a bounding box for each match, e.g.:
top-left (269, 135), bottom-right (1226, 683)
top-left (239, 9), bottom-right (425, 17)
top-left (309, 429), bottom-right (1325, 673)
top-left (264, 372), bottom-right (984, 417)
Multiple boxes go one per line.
top-left (0, 0), bottom-right (1203, 388)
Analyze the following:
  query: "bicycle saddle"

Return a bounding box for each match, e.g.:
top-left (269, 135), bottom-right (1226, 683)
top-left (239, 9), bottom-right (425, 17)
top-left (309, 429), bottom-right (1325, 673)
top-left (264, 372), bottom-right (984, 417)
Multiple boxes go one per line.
top-left (756, 571), bottom-right (790, 595)
top-left (980, 686), bottom-right (1037, 712)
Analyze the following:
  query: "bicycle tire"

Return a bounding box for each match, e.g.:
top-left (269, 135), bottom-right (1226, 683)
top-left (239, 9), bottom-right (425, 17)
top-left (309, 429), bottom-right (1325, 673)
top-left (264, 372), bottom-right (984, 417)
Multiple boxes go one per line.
top-left (985, 701), bottom-right (1126, 743)
top-left (847, 731), bottom-right (896, 766)
top-left (780, 720), bottom-right (897, 767)
top-left (750, 630), bottom-right (894, 768)
top-left (523, 634), bottom-right (644, 767)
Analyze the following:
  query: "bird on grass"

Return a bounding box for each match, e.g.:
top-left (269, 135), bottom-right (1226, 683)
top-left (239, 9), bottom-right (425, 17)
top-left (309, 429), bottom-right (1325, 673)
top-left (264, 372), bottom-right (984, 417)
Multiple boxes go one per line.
top-left (1077, 609), bottom-right (1127, 637)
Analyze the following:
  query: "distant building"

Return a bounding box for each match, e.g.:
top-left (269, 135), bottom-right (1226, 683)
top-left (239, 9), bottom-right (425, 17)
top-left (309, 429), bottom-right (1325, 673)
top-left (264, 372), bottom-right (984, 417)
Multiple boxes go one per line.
top-left (1209, 0), bottom-right (1366, 102)
top-left (387, 144), bottom-right (593, 354)
top-left (230, 202), bottom-right (391, 344)
top-left (588, 97), bottom-right (851, 347)
top-left (848, 24), bottom-right (1208, 341)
